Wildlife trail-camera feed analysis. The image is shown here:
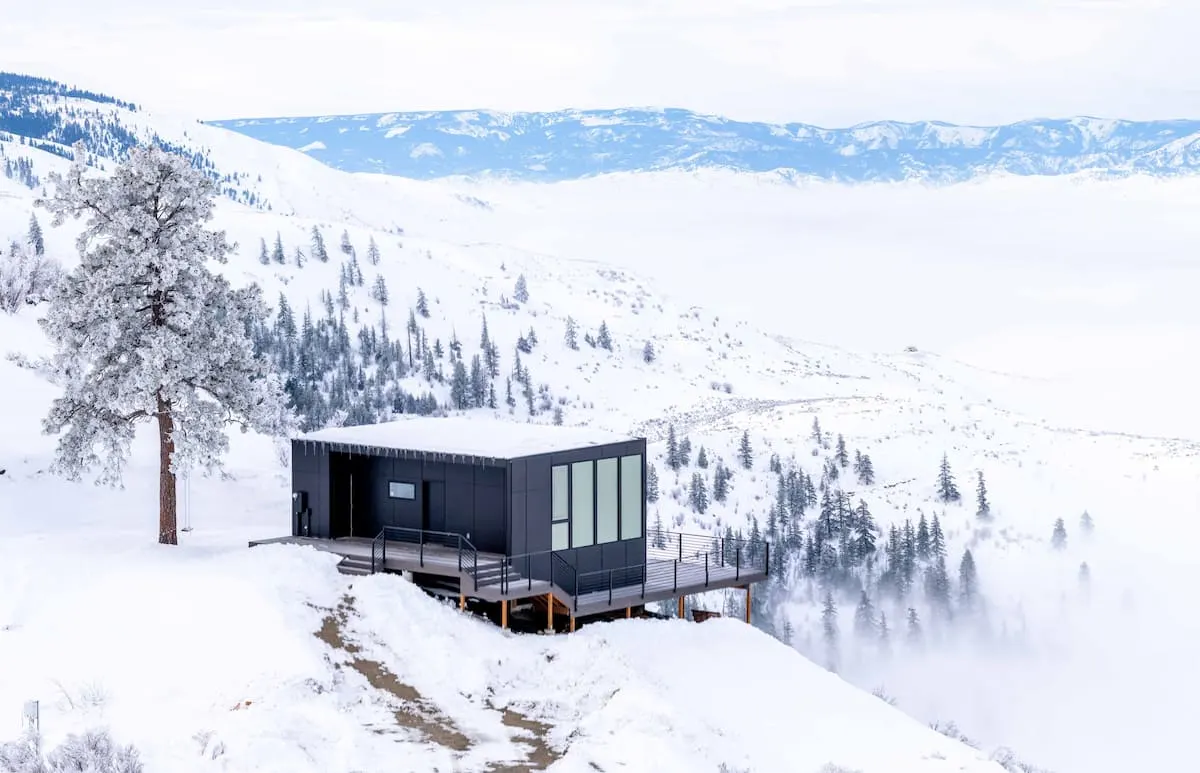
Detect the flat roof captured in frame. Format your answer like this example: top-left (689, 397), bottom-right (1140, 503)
top-left (298, 415), bottom-right (640, 460)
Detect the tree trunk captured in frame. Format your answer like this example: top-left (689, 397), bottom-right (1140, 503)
top-left (157, 390), bottom-right (178, 546)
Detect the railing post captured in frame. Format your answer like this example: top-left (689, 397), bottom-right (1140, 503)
top-left (736, 547), bottom-right (741, 581)
top-left (720, 537), bottom-right (725, 567)
top-left (608, 569), bottom-right (614, 604)
top-left (678, 533), bottom-right (683, 561)
top-left (641, 565), bottom-right (646, 599)
top-left (764, 542), bottom-right (770, 576)
top-left (457, 535), bottom-right (462, 572)
top-left (673, 560), bottom-right (678, 593)
top-left (705, 552), bottom-right (709, 586)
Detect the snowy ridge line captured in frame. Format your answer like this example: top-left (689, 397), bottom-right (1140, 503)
top-left (208, 108), bottom-right (1200, 182)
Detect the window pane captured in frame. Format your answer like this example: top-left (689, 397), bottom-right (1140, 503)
top-left (596, 458), bottom-right (618, 544)
top-left (620, 455), bottom-right (642, 539)
top-left (552, 465), bottom-right (569, 522)
top-left (388, 481), bottom-right (415, 500)
top-left (552, 522), bottom-right (569, 552)
top-left (571, 461), bottom-right (594, 547)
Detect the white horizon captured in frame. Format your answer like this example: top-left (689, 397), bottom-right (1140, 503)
top-left (5, 0), bottom-right (1200, 124)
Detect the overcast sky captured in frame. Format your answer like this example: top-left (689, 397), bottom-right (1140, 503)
top-left (4, 0), bottom-right (1199, 124)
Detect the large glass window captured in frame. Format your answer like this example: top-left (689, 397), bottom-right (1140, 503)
top-left (596, 458), bottom-right (619, 544)
top-left (571, 461), bottom-right (594, 547)
top-left (620, 454), bottom-right (642, 539)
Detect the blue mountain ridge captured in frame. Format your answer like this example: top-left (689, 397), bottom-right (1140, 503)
top-left (206, 108), bottom-right (1200, 182)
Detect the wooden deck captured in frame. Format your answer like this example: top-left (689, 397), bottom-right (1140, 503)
top-left (249, 535), bottom-right (765, 618)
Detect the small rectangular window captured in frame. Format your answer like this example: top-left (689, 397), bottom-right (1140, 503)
top-left (620, 455), bottom-right (642, 539)
top-left (552, 521), bottom-right (569, 552)
top-left (571, 460), bottom-right (594, 548)
top-left (388, 481), bottom-right (416, 500)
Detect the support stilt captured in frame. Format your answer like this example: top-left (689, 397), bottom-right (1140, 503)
top-left (546, 593), bottom-right (554, 632)
top-left (745, 585), bottom-right (751, 624)
top-left (459, 594), bottom-right (465, 612)
top-left (625, 606), bottom-right (631, 619)
top-left (678, 596), bottom-right (685, 620)
top-left (569, 615), bottom-right (576, 633)
top-left (501, 599), bottom-right (508, 629)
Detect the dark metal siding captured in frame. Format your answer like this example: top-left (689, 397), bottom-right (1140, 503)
top-left (291, 439), bottom-right (331, 538)
top-left (513, 438), bottom-right (648, 588)
top-left (292, 441), bottom-right (509, 553)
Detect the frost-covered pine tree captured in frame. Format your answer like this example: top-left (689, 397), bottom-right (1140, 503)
top-left (28, 142), bottom-right (295, 545)
top-left (513, 273), bottom-right (529, 304)
top-left (975, 470), bottom-right (991, 519)
top-left (27, 212), bottom-right (45, 256)
top-left (366, 235), bottom-right (381, 265)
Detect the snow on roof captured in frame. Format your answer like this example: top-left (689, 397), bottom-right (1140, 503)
top-left (298, 415), bottom-right (639, 459)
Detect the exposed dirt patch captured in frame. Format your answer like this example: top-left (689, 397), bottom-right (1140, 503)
top-left (315, 596), bottom-right (471, 751)
top-left (485, 708), bottom-right (561, 772)
top-left (312, 595), bottom-right (564, 769)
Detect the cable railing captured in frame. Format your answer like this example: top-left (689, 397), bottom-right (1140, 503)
top-left (370, 525), bottom-right (479, 583)
top-left (646, 526), bottom-right (769, 575)
top-left (367, 525), bottom-right (768, 609)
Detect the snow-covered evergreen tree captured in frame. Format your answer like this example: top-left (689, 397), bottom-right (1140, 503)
top-left (366, 235), bottom-right (381, 265)
top-left (937, 453), bottom-right (961, 503)
top-left (564, 316), bottom-right (578, 350)
top-left (855, 452), bottom-right (875, 485)
top-left (310, 226), bottom-right (329, 262)
top-left (597, 321), bottom-right (612, 351)
top-left (27, 142), bottom-right (294, 545)
top-left (975, 471), bottom-right (991, 519)
top-left (646, 464), bottom-right (660, 503)
top-left (27, 212), bottom-right (45, 256)
top-left (959, 548), bottom-right (978, 610)
top-left (853, 590), bottom-right (876, 638)
top-left (738, 430), bottom-right (753, 469)
top-left (513, 273), bottom-right (529, 303)
top-left (1051, 517), bottom-right (1068, 550)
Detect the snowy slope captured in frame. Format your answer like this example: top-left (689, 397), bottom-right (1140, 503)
top-left (3, 82), bottom-right (1200, 773)
top-left (208, 108), bottom-right (1200, 182)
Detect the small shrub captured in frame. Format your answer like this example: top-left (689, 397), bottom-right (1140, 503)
top-left (0, 728), bottom-right (143, 773)
top-left (0, 243), bottom-right (62, 313)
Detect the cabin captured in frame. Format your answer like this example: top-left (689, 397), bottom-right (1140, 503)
top-left (251, 416), bottom-right (769, 631)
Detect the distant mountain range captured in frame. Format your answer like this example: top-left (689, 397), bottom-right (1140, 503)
top-left (207, 108), bottom-right (1200, 182)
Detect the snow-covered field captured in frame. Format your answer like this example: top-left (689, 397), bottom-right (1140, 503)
top-left (1, 99), bottom-right (1198, 773)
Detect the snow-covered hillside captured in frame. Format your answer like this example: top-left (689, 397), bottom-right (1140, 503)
top-left (2, 78), bottom-right (1199, 773)
top-left (208, 108), bottom-right (1200, 182)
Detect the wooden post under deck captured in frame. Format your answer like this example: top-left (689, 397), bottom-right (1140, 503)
top-left (625, 606), bottom-right (631, 619)
top-left (546, 593), bottom-right (554, 632)
top-left (744, 585), bottom-right (751, 624)
top-left (569, 615), bottom-right (576, 633)
top-left (501, 599), bottom-right (508, 629)
top-left (677, 596), bottom-right (685, 620)
top-left (459, 594), bottom-right (466, 612)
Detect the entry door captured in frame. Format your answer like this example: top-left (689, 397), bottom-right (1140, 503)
top-left (422, 481), bottom-right (446, 532)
